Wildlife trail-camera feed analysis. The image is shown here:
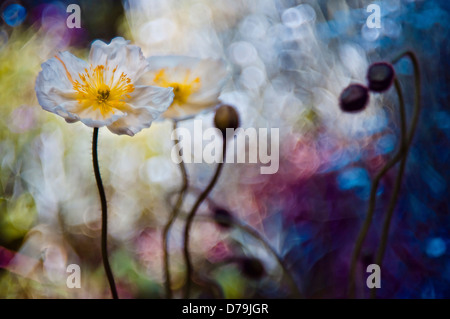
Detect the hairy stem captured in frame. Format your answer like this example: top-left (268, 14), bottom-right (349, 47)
top-left (163, 120), bottom-right (189, 299)
top-left (371, 52), bottom-right (421, 298)
top-left (348, 82), bottom-right (407, 298)
top-left (348, 51), bottom-right (420, 298)
top-left (92, 127), bottom-right (118, 299)
top-left (183, 139), bottom-right (227, 298)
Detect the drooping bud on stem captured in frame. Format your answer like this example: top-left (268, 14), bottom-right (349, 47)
top-left (339, 84), bottom-right (369, 113)
top-left (214, 104), bottom-right (240, 138)
top-left (367, 62), bottom-right (395, 92)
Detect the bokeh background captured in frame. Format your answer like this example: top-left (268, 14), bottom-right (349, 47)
top-left (0, 0), bottom-right (449, 298)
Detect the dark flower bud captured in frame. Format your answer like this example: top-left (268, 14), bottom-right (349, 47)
top-left (339, 84), bottom-right (369, 112)
top-left (367, 62), bottom-right (395, 92)
top-left (214, 105), bottom-right (240, 137)
top-left (239, 257), bottom-right (265, 280)
top-left (213, 207), bottom-right (234, 230)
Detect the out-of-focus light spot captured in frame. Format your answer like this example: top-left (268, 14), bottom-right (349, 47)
top-left (43, 245), bottom-right (67, 282)
top-left (139, 18), bottom-right (175, 44)
top-left (426, 238), bottom-right (446, 258)
top-left (230, 41), bottom-right (257, 66)
top-left (239, 15), bottom-right (266, 39)
top-left (337, 167), bottom-right (371, 199)
top-left (385, 0), bottom-right (401, 12)
top-left (325, 143), bottom-right (362, 173)
top-left (361, 112), bottom-right (388, 135)
top-left (421, 165), bottom-right (446, 197)
top-left (285, 138), bottom-right (320, 179)
top-left (361, 24), bottom-right (380, 41)
top-left (375, 134), bottom-right (396, 154)
top-left (282, 5), bottom-right (316, 29)
top-left (383, 18), bottom-right (402, 38)
top-left (8, 105), bottom-right (37, 133)
top-left (38, 3), bottom-right (74, 50)
top-left (240, 66), bottom-right (265, 90)
top-left (144, 156), bottom-right (175, 184)
top-left (188, 3), bottom-right (212, 26)
top-left (278, 50), bottom-right (298, 71)
top-left (396, 58), bottom-right (413, 75)
top-left (338, 44), bottom-right (366, 76)
top-left (433, 111), bottom-right (450, 129)
top-left (2, 4), bottom-right (27, 27)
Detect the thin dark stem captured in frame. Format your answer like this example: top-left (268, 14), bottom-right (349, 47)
top-left (349, 67), bottom-right (410, 297)
top-left (92, 127), bottom-right (118, 299)
top-left (348, 78), bottom-right (407, 298)
top-left (163, 120), bottom-right (189, 299)
top-left (371, 146), bottom-right (408, 299)
top-left (371, 52), bottom-right (421, 298)
top-left (197, 214), bottom-right (303, 298)
top-left (183, 139), bottom-right (227, 299)
top-left (393, 51), bottom-right (421, 151)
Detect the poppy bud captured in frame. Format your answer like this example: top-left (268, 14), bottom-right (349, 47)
top-left (239, 257), bottom-right (265, 280)
top-left (213, 207), bottom-right (234, 230)
top-left (214, 105), bottom-right (240, 137)
top-left (367, 62), bottom-right (395, 92)
top-left (339, 84), bottom-right (369, 112)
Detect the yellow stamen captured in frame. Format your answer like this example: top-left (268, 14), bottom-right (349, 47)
top-left (153, 69), bottom-right (200, 106)
top-left (56, 56), bottom-right (134, 119)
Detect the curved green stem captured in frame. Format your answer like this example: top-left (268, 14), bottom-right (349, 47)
top-left (92, 127), bottom-right (118, 299)
top-left (163, 120), bottom-right (189, 299)
top-left (392, 51), bottom-right (421, 151)
top-left (348, 51), bottom-right (420, 298)
top-left (348, 81), bottom-right (407, 298)
top-left (371, 52), bottom-right (421, 299)
top-left (183, 139), bottom-right (227, 298)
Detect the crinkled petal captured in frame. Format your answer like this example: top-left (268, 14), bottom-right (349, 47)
top-left (146, 56), bottom-right (228, 102)
top-left (89, 37), bottom-right (149, 82)
top-left (50, 101), bottom-right (125, 127)
top-left (35, 52), bottom-right (89, 122)
top-left (36, 52), bottom-right (128, 127)
top-left (127, 85), bottom-right (174, 112)
top-left (144, 56), bottom-right (229, 118)
top-left (107, 85), bottom-right (174, 136)
top-left (77, 108), bottom-right (127, 128)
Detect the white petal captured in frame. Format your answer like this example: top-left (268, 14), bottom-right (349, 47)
top-left (35, 52), bottom-right (89, 122)
top-left (187, 59), bottom-right (229, 105)
top-left (145, 55), bottom-right (229, 107)
top-left (106, 107), bottom-right (158, 136)
top-left (127, 85), bottom-right (174, 112)
top-left (107, 85), bottom-right (174, 136)
top-left (78, 109), bottom-right (127, 128)
top-left (36, 53), bottom-right (128, 127)
top-left (89, 37), bottom-right (149, 82)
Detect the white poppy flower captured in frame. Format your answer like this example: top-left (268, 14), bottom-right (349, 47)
top-left (35, 37), bottom-right (174, 136)
top-left (142, 56), bottom-right (229, 119)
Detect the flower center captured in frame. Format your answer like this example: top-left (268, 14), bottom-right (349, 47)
top-left (153, 69), bottom-right (200, 106)
top-left (97, 84), bottom-right (110, 102)
top-left (71, 65), bottom-right (134, 118)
